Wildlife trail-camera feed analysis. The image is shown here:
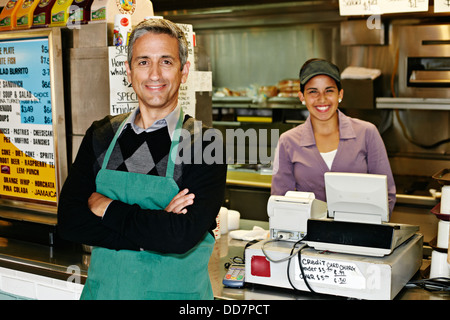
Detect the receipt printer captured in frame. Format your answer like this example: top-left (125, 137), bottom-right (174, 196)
top-left (267, 191), bottom-right (327, 241)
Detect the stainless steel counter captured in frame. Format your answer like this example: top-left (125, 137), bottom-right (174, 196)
top-left (0, 218), bottom-right (447, 300)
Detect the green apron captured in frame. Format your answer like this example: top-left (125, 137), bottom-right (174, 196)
top-left (81, 111), bottom-right (215, 300)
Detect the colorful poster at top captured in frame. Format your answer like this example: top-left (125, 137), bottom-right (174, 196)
top-left (0, 37), bottom-right (57, 204)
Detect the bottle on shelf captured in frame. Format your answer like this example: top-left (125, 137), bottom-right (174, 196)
top-left (15, 0), bottom-right (40, 29)
top-left (32, 0), bottom-right (57, 28)
top-left (0, 0), bottom-right (25, 31)
top-left (49, 0), bottom-right (73, 27)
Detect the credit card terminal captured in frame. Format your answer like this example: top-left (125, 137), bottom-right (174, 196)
top-left (222, 264), bottom-right (245, 288)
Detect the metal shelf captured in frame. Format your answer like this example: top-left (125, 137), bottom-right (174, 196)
top-left (212, 96), bottom-right (305, 109)
top-left (376, 97), bottom-right (450, 111)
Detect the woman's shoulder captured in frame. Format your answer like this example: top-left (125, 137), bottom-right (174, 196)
top-left (279, 121), bottom-right (313, 146)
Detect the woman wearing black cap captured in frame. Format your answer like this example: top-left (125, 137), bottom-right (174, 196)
top-left (271, 58), bottom-right (396, 215)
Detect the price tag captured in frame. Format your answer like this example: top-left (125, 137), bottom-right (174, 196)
top-left (339, 0), bottom-right (428, 15)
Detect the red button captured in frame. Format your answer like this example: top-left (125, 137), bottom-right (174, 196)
top-left (251, 256), bottom-right (271, 277)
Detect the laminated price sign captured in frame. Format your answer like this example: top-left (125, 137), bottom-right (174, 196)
top-left (0, 29), bottom-right (67, 208)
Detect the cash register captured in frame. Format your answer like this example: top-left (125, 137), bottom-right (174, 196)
top-left (245, 172), bottom-right (423, 300)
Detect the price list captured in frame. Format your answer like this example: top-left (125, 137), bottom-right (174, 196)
top-left (0, 37), bottom-right (57, 203)
top-left (295, 256), bottom-right (367, 290)
top-left (339, 0), bottom-right (428, 15)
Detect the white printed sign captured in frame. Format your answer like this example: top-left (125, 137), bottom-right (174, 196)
top-left (379, 0), bottom-right (428, 14)
top-left (339, 0), bottom-right (379, 16)
top-left (434, 0), bottom-right (450, 12)
top-left (339, 0), bottom-right (428, 15)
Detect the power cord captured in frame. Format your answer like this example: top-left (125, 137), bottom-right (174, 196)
top-left (284, 240), bottom-right (316, 294)
top-left (260, 234), bottom-right (317, 294)
top-left (260, 237), bottom-right (305, 263)
top-left (224, 240), bottom-right (259, 270)
top-left (405, 277), bottom-right (450, 292)
top-left (296, 242), bottom-right (316, 294)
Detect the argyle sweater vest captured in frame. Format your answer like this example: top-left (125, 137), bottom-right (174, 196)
top-left (90, 112), bottom-right (201, 185)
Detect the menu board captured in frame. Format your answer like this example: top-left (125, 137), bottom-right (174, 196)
top-left (0, 30), bottom-right (66, 208)
top-left (295, 256), bottom-right (367, 289)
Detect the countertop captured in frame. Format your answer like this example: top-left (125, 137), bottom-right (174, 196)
top-left (0, 218), bottom-right (448, 300)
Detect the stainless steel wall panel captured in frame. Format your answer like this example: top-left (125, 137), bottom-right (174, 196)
top-left (197, 23), bottom-right (345, 89)
top-left (69, 47), bottom-right (110, 136)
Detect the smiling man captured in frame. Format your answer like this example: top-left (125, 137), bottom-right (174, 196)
top-left (57, 18), bottom-right (227, 300)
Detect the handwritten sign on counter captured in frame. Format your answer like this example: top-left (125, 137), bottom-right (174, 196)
top-left (295, 256), bottom-right (367, 289)
top-left (0, 37), bottom-right (57, 203)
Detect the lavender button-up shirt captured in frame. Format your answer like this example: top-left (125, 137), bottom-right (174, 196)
top-left (272, 110), bottom-right (396, 214)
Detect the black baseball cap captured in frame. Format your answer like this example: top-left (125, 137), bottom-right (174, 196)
top-left (299, 59), bottom-right (341, 88)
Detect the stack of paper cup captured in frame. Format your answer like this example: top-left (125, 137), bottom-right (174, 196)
top-left (431, 220), bottom-right (448, 279)
top-left (437, 220), bottom-right (450, 249)
top-left (113, 14), bottom-right (132, 46)
top-left (441, 185), bottom-right (450, 214)
top-left (430, 250), bottom-right (450, 278)
top-left (430, 185), bottom-right (450, 278)
top-left (448, 236), bottom-right (450, 266)
top-left (213, 215), bottom-right (221, 240)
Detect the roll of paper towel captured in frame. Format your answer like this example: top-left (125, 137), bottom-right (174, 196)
top-left (441, 185), bottom-right (450, 214)
top-left (227, 210), bottom-right (240, 231)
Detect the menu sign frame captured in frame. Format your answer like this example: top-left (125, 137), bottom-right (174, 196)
top-left (0, 28), bottom-right (67, 216)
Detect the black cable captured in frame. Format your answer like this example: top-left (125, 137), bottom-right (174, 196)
top-left (284, 236), bottom-right (317, 294)
top-left (406, 277), bottom-right (450, 292)
top-left (297, 243), bottom-right (316, 294)
top-left (224, 240), bottom-right (259, 270)
top-left (286, 239), bottom-right (304, 292)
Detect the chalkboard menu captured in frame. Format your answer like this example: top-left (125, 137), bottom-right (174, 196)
top-left (0, 29), bottom-right (66, 211)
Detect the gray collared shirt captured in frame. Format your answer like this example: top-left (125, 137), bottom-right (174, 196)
top-left (121, 105), bottom-right (182, 140)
